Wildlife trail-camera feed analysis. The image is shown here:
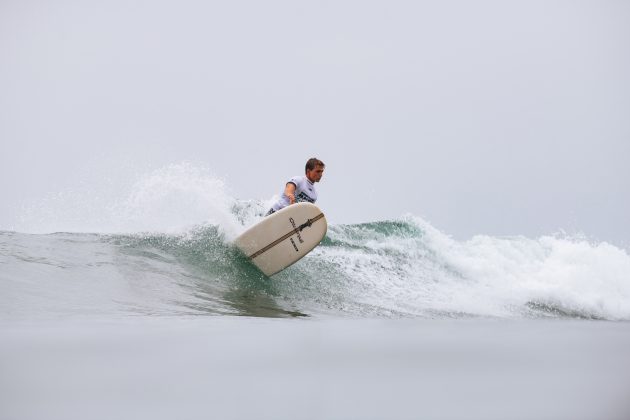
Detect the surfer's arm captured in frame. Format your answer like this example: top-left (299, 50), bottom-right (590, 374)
top-left (284, 182), bottom-right (296, 204)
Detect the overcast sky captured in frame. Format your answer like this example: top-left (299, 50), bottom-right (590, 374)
top-left (1, 0), bottom-right (629, 245)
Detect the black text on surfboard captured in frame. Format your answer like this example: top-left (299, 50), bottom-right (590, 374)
top-left (289, 237), bottom-right (299, 253)
top-left (289, 217), bottom-right (305, 243)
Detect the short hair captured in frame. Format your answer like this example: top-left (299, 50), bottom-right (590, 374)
top-left (305, 158), bottom-right (325, 173)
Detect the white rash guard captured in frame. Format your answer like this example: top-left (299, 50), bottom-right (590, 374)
top-left (270, 175), bottom-right (318, 213)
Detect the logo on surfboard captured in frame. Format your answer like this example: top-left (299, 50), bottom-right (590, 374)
top-left (289, 217), bottom-right (305, 244)
top-left (289, 237), bottom-right (299, 252)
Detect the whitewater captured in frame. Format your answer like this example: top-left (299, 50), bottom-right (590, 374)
top-left (2, 163), bottom-right (630, 420)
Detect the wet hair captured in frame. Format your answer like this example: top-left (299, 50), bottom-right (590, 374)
top-left (305, 158), bottom-right (325, 173)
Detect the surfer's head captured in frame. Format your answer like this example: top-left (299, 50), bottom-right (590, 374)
top-left (305, 158), bottom-right (325, 183)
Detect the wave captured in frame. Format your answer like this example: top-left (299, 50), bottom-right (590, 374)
top-left (2, 163), bottom-right (629, 320)
top-left (2, 216), bottom-right (629, 321)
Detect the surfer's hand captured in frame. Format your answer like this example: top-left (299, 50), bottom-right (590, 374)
top-left (288, 194), bottom-right (295, 204)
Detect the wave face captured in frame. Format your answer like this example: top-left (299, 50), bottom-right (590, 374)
top-left (2, 163), bottom-right (629, 320)
top-left (2, 217), bottom-right (629, 320)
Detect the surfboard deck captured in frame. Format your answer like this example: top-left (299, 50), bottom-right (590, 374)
top-left (233, 203), bottom-right (327, 276)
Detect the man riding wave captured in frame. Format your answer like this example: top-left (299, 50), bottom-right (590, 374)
top-left (266, 158), bottom-right (325, 216)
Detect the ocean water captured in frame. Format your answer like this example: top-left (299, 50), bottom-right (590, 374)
top-left (2, 163), bottom-right (630, 419)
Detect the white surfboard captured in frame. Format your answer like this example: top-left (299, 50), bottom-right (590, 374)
top-left (233, 202), bottom-right (327, 276)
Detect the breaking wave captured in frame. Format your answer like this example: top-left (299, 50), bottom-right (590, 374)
top-left (2, 163), bottom-right (629, 321)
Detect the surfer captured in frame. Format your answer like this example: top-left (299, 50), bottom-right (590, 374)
top-left (266, 158), bottom-right (325, 216)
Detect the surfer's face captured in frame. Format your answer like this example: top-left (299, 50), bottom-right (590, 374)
top-left (306, 166), bottom-right (324, 183)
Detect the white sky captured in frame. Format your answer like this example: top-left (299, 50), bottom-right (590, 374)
top-left (1, 0), bottom-right (629, 245)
